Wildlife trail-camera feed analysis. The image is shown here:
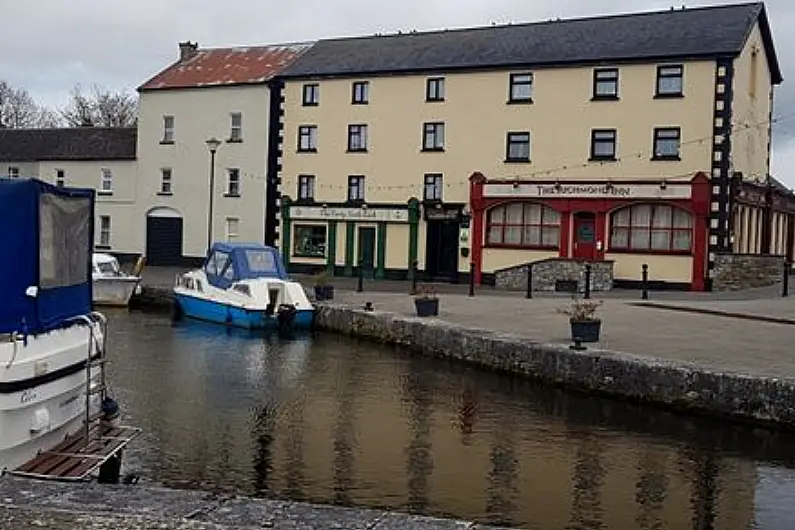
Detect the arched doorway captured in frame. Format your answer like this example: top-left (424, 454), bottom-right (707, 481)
top-left (145, 207), bottom-right (183, 266)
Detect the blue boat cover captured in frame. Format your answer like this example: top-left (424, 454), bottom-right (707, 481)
top-left (203, 242), bottom-right (287, 289)
top-left (0, 178), bottom-right (94, 335)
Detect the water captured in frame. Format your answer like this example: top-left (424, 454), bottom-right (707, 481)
top-left (105, 310), bottom-right (795, 529)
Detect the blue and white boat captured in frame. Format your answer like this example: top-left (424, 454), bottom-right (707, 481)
top-left (172, 242), bottom-right (315, 330)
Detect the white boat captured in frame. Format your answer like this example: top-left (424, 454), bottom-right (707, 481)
top-left (92, 253), bottom-right (142, 307)
top-left (0, 178), bottom-right (139, 481)
top-left (173, 242), bottom-right (315, 330)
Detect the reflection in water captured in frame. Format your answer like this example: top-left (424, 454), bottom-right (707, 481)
top-left (108, 311), bottom-right (795, 529)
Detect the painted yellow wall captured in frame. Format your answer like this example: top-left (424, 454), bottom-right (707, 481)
top-left (732, 22), bottom-right (773, 182)
top-left (386, 224), bottom-right (411, 269)
top-left (605, 253), bottom-right (693, 283)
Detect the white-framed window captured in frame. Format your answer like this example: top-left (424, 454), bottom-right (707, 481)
top-left (7, 166), bottom-right (19, 179)
top-left (230, 112), bottom-right (242, 141)
top-left (162, 115), bottom-right (174, 143)
top-left (55, 169), bottom-right (65, 187)
top-left (225, 217), bottom-right (239, 242)
top-left (99, 215), bottom-right (111, 247)
top-left (100, 168), bottom-right (112, 193)
top-left (160, 168), bottom-right (172, 194)
top-left (298, 125), bottom-right (318, 152)
top-left (227, 168), bottom-right (241, 196)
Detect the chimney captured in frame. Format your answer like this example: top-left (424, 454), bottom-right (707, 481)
top-left (178, 41), bottom-right (198, 61)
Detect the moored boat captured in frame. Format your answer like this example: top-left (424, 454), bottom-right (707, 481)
top-left (92, 253), bottom-right (142, 307)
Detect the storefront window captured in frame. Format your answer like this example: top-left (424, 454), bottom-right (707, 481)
top-left (610, 203), bottom-right (692, 252)
top-left (487, 202), bottom-right (560, 248)
top-left (293, 224), bottom-right (327, 257)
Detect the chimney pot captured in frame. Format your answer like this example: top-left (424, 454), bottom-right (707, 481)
top-left (178, 41), bottom-right (199, 61)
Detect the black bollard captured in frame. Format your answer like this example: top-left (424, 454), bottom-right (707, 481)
top-left (525, 265), bottom-right (533, 299)
top-left (784, 261), bottom-right (790, 298)
top-left (468, 262), bottom-right (475, 297)
top-left (641, 263), bottom-right (649, 300)
top-left (357, 261), bottom-right (364, 293)
top-left (411, 260), bottom-right (419, 294)
top-left (584, 263), bottom-right (592, 300)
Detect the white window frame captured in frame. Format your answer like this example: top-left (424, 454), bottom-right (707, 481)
top-left (160, 168), bottom-right (172, 194)
top-left (55, 169), bottom-right (65, 187)
top-left (99, 215), bottom-right (111, 247)
top-left (7, 166), bottom-right (19, 179)
top-left (227, 168), bottom-right (241, 196)
top-left (225, 217), bottom-right (240, 242)
top-left (100, 168), bottom-right (113, 193)
top-left (163, 115), bottom-right (174, 143)
top-left (230, 112), bottom-right (242, 141)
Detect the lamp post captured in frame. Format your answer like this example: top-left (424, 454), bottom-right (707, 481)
top-left (205, 137), bottom-right (221, 254)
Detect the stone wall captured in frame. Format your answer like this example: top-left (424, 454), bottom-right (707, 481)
top-left (713, 253), bottom-right (786, 291)
top-left (494, 259), bottom-right (614, 293)
top-left (314, 305), bottom-right (795, 429)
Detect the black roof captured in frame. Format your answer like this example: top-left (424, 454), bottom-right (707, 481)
top-left (0, 127), bottom-right (137, 162)
top-left (279, 2), bottom-right (782, 84)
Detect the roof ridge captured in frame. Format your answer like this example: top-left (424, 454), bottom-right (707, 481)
top-left (196, 40), bottom-right (316, 52)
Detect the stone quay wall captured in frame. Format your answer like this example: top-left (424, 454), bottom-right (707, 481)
top-left (713, 253), bottom-right (787, 291)
top-left (494, 259), bottom-right (614, 293)
top-left (314, 304), bottom-right (795, 430)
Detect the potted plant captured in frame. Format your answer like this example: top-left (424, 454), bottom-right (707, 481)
top-left (312, 270), bottom-right (335, 301)
top-left (557, 298), bottom-right (603, 343)
top-left (413, 284), bottom-right (439, 317)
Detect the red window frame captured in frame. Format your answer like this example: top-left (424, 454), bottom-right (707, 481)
top-left (486, 202), bottom-right (560, 249)
top-left (609, 203), bottom-right (692, 253)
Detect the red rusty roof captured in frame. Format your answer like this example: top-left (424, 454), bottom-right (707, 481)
top-left (138, 42), bottom-right (314, 91)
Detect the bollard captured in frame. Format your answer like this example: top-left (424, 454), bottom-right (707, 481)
top-left (525, 265), bottom-right (533, 299)
top-left (584, 263), bottom-right (592, 300)
top-left (784, 261), bottom-right (791, 298)
top-left (357, 261), bottom-right (364, 293)
top-left (411, 260), bottom-right (419, 294)
top-left (468, 262), bottom-right (475, 297)
top-left (641, 264), bottom-right (649, 300)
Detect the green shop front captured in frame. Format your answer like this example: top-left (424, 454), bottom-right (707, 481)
top-left (281, 198), bottom-right (421, 279)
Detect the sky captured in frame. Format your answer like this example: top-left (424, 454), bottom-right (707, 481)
top-left (2, 0), bottom-right (795, 186)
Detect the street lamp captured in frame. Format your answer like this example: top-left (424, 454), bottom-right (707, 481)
top-left (205, 137), bottom-right (221, 254)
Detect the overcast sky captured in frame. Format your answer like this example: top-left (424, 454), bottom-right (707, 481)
top-left (2, 0), bottom-right (795, 186)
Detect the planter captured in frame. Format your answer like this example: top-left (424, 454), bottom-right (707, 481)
top-left (570, 318), bottom-right (601, 343)
top-left (314, 284), bottom-right (335, 301)
top-left (414, 297), bottom-right (439, 317)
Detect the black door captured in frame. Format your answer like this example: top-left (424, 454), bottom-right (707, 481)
top-left (357, 227), bottom-right (376, 278)
top-left (146, 216), bottom-right (184, 266)
top-left (425, 220), bottom-right (459, 281)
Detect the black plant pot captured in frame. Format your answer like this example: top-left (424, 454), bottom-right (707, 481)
top-left (314, 284), bottom-right (335, 301)
top-left (414, 297), bottom-right (439, 317)
top-left (570, 319), bottom-right (601, 343)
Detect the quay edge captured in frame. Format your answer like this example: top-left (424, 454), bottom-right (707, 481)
top-left (313, 304), bottom-right (795, 431)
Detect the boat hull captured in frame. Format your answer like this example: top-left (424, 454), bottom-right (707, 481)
top-left (93, 278), bottom-right (141, 307)
top-left (174, 293), bottom-right (314, 330)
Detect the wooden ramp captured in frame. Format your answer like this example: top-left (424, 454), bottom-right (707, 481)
top-left (10, 420), bottom-right (141, 482)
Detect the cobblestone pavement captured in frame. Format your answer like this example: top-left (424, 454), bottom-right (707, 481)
top-left (329, 290), bottom-right (795, 381)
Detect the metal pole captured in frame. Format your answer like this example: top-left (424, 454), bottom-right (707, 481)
top-left (525, 264), bottom-right (533, 299)
top-left (206, 149), bottom-right (216, 253)
top-left (783, 261), bottom-right (790, 298)
top-left (641, 263), bottom-right (649, 300)
top-left (411, 260), bottom-right (419, 294)
top-left (468, 262), bottom-right (475, 297)
top-left (357, 259), bottom-right (364, 293)
top-left (584, 263), bottom-right (592, 300)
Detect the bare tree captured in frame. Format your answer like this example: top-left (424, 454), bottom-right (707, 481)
top-left (59, 84), bottom-right (138, 127)
top-left (0, 81), bottom-right (41, 128)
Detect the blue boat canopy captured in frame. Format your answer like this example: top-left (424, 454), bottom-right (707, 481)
top-left (203, 242), bottom-right (288, 289)
top-left (0, 178), bottom-right (95, 335)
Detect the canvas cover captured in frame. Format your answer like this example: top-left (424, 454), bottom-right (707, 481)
top-left (0, 178), bottom-right (94, 334)
top-left (203, 242), bottom-right (287, 289)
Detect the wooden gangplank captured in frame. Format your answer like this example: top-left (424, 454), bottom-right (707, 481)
top-left (10, 421), bottom-right (141, 481)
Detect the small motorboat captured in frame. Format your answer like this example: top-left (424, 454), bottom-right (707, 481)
top-left (173, 242), bottom-right (315, 330)
top-left (92, 253), bottom-right (142, 307)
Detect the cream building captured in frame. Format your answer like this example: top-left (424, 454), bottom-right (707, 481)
top-left (0, 127), bottom-right (138, 254)
top-left (275, 2), bottom-right (790, 290)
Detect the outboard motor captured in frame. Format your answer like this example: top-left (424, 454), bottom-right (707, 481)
top-left (277, 304), bottom-right (297, 337)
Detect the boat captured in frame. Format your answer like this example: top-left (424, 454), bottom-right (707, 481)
top-left (0, 178), bottom-right (139, 481)
top-left (92, 253), bottom-right (142, 307)
top-left (173, 242), bottom-right (315, 330)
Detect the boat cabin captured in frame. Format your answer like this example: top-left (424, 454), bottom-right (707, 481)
top-left (202, 242), bottom-right (288, 289)
top-left (93, 253), bottom-right (122, 276)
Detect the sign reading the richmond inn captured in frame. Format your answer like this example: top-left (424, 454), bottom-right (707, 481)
top-left (484, 182), bottom-right (692, 200)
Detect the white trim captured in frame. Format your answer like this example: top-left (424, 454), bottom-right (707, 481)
top-left (484, 182), bottom-right (692, 200)
top-left (146, 206), bottom-right (182, 218)
top-left (291, 206), bottom-right (408, 223)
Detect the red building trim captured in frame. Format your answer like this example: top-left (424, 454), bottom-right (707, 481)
top-left (690, 172), bottom-right (711, 291)
top-left (469, 172), bottom-right (487, 284)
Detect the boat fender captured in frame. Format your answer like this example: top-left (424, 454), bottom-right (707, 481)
top-left (101, 396), bottom-right (121, 427)
top-left (277, 304), bottom-right (297, 329)
top-left (30, 408), bottom-right (50, 433)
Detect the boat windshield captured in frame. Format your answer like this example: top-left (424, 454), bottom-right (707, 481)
top-left (244, 249), bottom-right (277, 274)
top-left (96, 261), bottom-right (120, 274)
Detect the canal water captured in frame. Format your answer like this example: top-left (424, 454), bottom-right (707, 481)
top-left (106, 310), bottom-right (795, 529)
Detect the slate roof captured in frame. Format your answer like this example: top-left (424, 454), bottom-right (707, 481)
top-left (0, 127), bottom-right (137, 162)
top-left (279, 2), bottom-right (781, 84)
top-left (138, 43), bottom-right (314, 91)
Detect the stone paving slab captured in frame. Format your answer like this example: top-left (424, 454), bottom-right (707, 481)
top-left (331, 291), bottom-right (795, 381)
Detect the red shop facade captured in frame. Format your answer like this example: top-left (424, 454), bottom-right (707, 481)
top-left (467, 171), bottom-right (712, 291)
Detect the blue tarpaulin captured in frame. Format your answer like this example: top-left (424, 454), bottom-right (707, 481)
top-left (0, 178), bottom-right (94, 335)
top-left (204, 242), bottom-right (287, 289)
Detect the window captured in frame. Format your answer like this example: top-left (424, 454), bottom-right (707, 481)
top-left (55, 169), bottom-right (65, 187)
top-left (160, 168), bottom-right (172, 194)
top-left (348, 175), bottom-right (365, 202)
top-left (590, 129), bottom-right (617, 160)
top-left (293, 225), bottom-right (327, 257)
top-left (297, 174), bottom-right (315, 201)
top-left (505, 132), bottom-right (531, 162)
top-left (7, 166), bottom-right (19, 179)
top-left (99, 215), bottom-right (111, 247)
top-left (347, 124), bottom-right (368, 152)
top-left (100, 169), bottom-right (112, 193)
top-left (509, 73), bottom-right (533, 102)
top-left (227, 168), bottom-right (241, 196)
top-left (422, 122), bottom-right (445, 151)
top-left (593, 68), bottom-right (619, 99)
top-left (610, 204), bottom-right (692, 252)
top-left (487, 203), bottom-right (560, 248)
top-left (225, 217), bottom-right (239, 242)
top-left (298, 125), bottom-right (318, 152)
top-left (656, 65), bottom-right (684, 97)
top-left (426, 77), bottom-right (445, 101)
top-left (653, 127), bottom-right (681, 159)
top-left (162, 115), bottom-right (174, 143)
top-left (229, 112), bottom-right (242, 142)
top-left (423, 173), bottom-right (443, 201)
top-left (302, 83), bottom-right (319, 106)
top-left (352, 81), bottom-right (369, 104)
